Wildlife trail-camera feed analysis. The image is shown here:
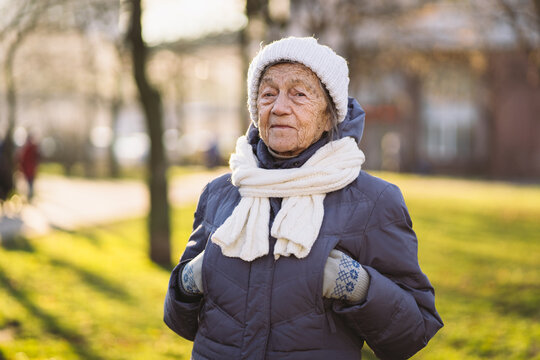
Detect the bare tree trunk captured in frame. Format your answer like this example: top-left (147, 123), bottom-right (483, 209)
top-left (81, 37), bottom-right (99, 178)
top-left (238, 0), bottom-right (270, 133)
top-left (2, 41), bottom-right (18, 195)
top-left (172, 56), bottom-right (185, 141)
top-left (127, 0), bottom-right (171, 266)
top-left (401, 74), bottom-right (422, 172)
top-left (497, 0), bottom-right (540, 85)
top-left (108, 95), bottom-right (121, 178)
top-left (238, 27), bottom-right (251, 132)
top-left (107, 44), bottom-right (124, 178)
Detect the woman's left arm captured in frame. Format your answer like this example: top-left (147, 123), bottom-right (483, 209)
top-left (332, 184), bottom-right (443, 360)
top-left (163, 184), bottom-right (211, 341)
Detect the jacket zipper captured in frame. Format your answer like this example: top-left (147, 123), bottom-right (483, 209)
top-left (325, 305), bottom-right (337, 333)
top-left (262, 199), bottom-right (279, 359)
top-left (262, 248), bottom-right (276, 359)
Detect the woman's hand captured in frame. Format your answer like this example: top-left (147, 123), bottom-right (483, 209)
top-left (322, 249), bottom-right (370, 302)
top-left (180, 251), bottom-right (205, 295)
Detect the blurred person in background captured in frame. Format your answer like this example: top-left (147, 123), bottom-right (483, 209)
top-left (204, 138), bottom-right (221, 169)
top-left (0, 138), bottom-right (15, 212)
top-left (164, 37), bottom-right (443, 359)
top-left (18, 134), bottom-right (39, 202)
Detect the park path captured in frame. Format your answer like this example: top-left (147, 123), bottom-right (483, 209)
top-left (0, 167), bottom-right (228, 239)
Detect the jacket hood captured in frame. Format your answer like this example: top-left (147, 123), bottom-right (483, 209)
top-left (339, 97), bottom-right (365, 144)
top-left (245, 97), bottom-right (365, 169)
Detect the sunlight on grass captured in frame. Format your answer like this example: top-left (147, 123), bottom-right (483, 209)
top-left (374, 172), bottom-right (540, 360)
top-left (0, 172), bottom-right (539, 359)
top-left (38, 162), bottom-right (213, 181)
top-left (0, 207), bottom-right (196, 360)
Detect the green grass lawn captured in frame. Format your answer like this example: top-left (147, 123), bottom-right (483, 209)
top-left (1, 172), bottom-right (539, 359)
top-left (38, 162), bottom-right (214, 182)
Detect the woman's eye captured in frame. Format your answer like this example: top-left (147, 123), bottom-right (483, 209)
top-left (295, 92), bottom-right (306, 97)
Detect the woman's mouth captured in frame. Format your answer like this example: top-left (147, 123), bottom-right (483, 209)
top-left (271, 124), bottom-right (293, 129)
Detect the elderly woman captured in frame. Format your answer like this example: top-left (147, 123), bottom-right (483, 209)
top-left (164, 37), bottom-right (443, 360)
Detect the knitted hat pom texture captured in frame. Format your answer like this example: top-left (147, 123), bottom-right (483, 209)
top-left (247, 37), bottom-right (350, 127)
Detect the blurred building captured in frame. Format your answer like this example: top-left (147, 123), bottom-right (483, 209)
top-left (282, 0), bottom-right (540, 179)
top-left (163, 0), bottom-right (540, 179)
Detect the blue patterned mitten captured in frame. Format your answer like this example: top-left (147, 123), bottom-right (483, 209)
top-left (180, 251), bottom-right (204, 295)
top-left (322, 249), bottom-right (370, 302)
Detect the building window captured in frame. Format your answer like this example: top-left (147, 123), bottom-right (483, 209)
top-left (421, 66), bottom-right (478, 163)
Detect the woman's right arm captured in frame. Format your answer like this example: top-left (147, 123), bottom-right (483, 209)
top-left (163, 185), bottom-right (210, 341)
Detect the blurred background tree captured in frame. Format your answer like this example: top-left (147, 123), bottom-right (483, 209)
top-left (126, 0), bottom-right (170, 266)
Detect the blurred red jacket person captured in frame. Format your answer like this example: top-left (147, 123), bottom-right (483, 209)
top-left (19, 137), bottom-right (39, 181)
top-left (19, 136), bottom-right (39, 200)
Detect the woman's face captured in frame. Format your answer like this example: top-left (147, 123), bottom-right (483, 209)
top-left (257, 63), bottom-right (331, 157)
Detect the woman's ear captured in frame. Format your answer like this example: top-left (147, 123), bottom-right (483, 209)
top-left (324, 115), bottom-right (332, 131)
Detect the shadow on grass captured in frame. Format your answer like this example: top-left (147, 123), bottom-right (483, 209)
top-left (49, 224), bottom-right (103, 247)
top-left (52, 219), bottom-right (177, 272)
top-left (50, 218), bottom-right (146, 251)
top-left (491, 283), bottom-right (540, 320)
top-left (435, 270), bottom-right (540, 322)
top-left (1, 235), bottom-right (35, 252)
top-left (0, 265), bottom-right (104, 360)
top-left (47, 257), bottom-right (132, 302)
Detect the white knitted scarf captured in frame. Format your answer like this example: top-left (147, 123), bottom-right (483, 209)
top-left (211, 135), bottom-right (365, 262)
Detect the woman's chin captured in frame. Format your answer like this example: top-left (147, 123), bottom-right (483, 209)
top-left (269, 144), bottom-right (300, 157)
top-left (267, 139), bottom-right (296, 154)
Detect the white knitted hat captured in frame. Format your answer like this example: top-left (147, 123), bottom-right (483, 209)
top-left (247, 36), bottom-right (349, 126)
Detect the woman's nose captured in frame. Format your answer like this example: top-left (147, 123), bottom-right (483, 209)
top-left (271, 93), bottom-right (292, 116)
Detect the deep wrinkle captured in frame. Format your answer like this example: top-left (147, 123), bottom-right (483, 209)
top-left (259, 77), bottom-right (320, 96)
top-left (257, 63), bottom-right (330, 157)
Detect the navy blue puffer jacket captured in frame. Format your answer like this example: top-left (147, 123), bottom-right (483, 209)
top-left (164, 98), bottom-right (443, 359)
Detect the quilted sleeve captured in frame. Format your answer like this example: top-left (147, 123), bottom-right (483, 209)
top-left (332, 184), bottom-right (443, 360)
top-left (163, 184), bottom-right (211, 341)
